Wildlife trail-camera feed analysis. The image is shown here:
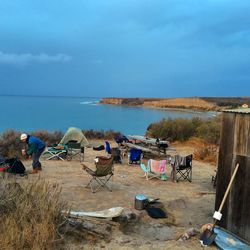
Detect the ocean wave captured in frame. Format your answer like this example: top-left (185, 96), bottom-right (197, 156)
top-left (80, 100), bottom-right (100, 105)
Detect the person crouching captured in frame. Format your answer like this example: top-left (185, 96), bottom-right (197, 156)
top-left (20, 133), bottom-right (45, 174)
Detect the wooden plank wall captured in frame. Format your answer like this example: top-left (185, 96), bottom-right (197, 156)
top-left (228, 155), bottom-right (250, 241)
top-left (216, 112), bottom-right (250, 242)
top-left (215, 112), bottom-right (235, 228)
top-left (229, 114), bottom-right (250, 241)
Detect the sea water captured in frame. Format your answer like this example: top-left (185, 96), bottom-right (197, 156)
top-left (0, 95), bottom-right (216, 135)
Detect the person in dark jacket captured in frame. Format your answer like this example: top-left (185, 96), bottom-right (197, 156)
top-left (20, 133), bottom-right (45, 174)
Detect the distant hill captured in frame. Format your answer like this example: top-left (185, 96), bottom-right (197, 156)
top-left (100, 97), bottom-right (250, 111)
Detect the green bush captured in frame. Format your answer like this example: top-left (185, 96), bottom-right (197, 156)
top-left (146, 116), bottom-right (221, 144)
top-left (196, 119), bottom-right (221, 144)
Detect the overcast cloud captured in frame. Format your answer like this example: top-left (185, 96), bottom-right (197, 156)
top-left (0, 0), bottom-right (249, 97)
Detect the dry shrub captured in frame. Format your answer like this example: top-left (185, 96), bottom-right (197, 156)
top-left (193, 145), bottom-right (218, 164)
top-left (173, 137), bottom-right (218, 164)
top-left (83, 129), bottom-right (121, 140)
top-left (0, 129), bottom-right (23, 157)
top-left (83, 129), bottom-right (105, 139)
top-left (0, 130), bottom-right (63, 158)
top-left (31, 130), bottom-right (63, 146)
top-left (0, 179), bottom-right (67, 250)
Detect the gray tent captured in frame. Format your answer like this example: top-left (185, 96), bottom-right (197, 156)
top-left (59, 127), bottom-right (90, 147)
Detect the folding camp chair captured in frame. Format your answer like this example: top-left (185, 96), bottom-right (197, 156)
top-left (105, 141), bottom-right (111, 154)
top-left (42, 145), bottom-right (68, 161)
top-left (171, 154), bottom-right (193, 182)
top-left (66, 142), bottom-right (84, 162)
top-left (140, 159), bottom-right (167, 180)
top-left (111, 147), bottom-right (123, 164)
top-left (128, 148), bottom-right (143, 165)
top-left (82, 156), bottom-right (114, 193)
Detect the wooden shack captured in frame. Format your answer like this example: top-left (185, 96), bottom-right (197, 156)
top-left (215, 108), bottom-right (250, 242)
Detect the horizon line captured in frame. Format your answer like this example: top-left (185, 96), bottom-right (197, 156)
top-left (0, 94), bottom-right (249, 99)
top-left (0, 94), bottom-right (102, 99)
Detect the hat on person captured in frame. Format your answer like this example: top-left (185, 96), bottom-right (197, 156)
top-left (20, 133), bottom-right (28, 140)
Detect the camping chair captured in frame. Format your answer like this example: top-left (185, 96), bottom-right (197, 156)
top-left (111, 147), bottom-right (123, 164)
top-left (140, 159), bottom-right (167, 181)
top-left (105, 141), bottom-right (112, 154)
top-left (42, 144), bottom-right (68, 161)
top-left (82, 156), bottom-right (114, 193)
top-left (128, 148), bottom-right (143, 165)
top-left (66, 141), bottom-right (84, 162)
top-left (171, 154), bottom-right (193, 182)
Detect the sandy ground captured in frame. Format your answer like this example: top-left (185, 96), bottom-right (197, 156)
top-left (18, 141), bottom-right (217, 249)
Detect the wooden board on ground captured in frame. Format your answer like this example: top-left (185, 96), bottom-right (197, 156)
top-left (65, 207), bottom-right (124, 218)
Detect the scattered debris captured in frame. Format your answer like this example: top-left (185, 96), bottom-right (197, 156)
top-left (178, 228), bottom-right (200, 241)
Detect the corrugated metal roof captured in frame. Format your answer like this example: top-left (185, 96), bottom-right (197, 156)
top-left (224, 108), bottom-right (250, 114)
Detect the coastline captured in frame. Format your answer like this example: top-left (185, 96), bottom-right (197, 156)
top-left (98, 98), bottom-right (219, 116)
top-left (99, 97), bottom-right (219, 112)
top-left (130, 105), bottom-right (219, 115)
top-left (99, 96), bottom-right (250, 112)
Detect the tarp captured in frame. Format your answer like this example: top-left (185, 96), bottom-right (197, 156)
top-left (59, 127), bottom-right (90, 147)
top-left (214, 226), bottom-right (250, 250)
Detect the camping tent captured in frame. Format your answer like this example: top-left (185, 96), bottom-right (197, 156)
top-left (60, 127), bottom-right (90, 147)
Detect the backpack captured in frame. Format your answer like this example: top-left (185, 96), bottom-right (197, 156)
top-left (5, 158), bottom-right (26, 174)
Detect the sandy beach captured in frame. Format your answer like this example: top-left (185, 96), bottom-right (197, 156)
top-left (11, 140), bottom-right (218, 249)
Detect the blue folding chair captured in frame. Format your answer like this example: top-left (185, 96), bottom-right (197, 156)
top-left (105, 141), bottom-right (111, 154)
top-left (128, 148), bottom-right (143, 165)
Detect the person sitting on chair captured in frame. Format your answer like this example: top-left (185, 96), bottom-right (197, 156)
top-left (20, 133), bottom-right (45, 174)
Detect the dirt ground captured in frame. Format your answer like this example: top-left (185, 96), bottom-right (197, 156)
top-left (21, 141), bottom-right (217, 249)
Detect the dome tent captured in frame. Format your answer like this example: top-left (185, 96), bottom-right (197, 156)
top-left (59, 127), bottom-right (90, 148)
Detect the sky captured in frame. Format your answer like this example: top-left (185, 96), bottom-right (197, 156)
top-left (0, 0), bottom-right (250, 98)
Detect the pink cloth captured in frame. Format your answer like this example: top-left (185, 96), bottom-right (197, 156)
top-left (150, 159), bottom-right (166, 174)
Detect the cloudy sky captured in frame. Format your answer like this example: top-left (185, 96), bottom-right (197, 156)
top-left (0, 0), bottom-right (249, 98)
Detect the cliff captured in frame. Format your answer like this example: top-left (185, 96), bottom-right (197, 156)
top-left (100, 97), bottom-right (250, 111)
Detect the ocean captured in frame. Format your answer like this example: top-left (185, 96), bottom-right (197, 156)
top-left (0, 95), bottom-right (216, 135)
